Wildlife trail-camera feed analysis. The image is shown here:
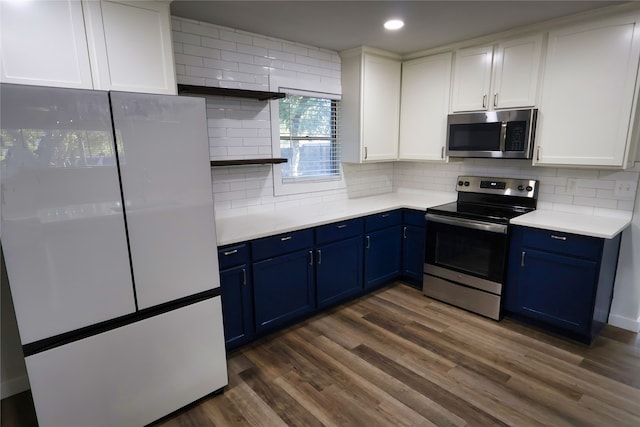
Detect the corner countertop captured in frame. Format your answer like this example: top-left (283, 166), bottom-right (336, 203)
top-left (215, 190), bottom-right (456, 246)
top-left (510, 209), bottom-right (632, 239)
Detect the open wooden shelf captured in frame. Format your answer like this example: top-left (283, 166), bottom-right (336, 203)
top-left (210, 158), bottom-right (288, 167)
top-left (178, 84), bottom-right (285, 101)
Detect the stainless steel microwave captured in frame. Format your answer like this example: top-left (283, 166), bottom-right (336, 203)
top-left (446, 108), bottom-right (538, 159)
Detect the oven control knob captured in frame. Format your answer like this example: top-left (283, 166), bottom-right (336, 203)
top-left (458, 180), bottom-right (464, 186)
top-left (464, 181), bottom-right (470, 186)
top-left (526, 185), bottom-right (533, 191)
top-left (518, 185), bottom-right (525, 191)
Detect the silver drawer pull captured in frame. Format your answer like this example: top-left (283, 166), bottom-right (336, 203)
top-left (223, 249), bottom-right (238, 256)
top-left (521, 251), bottom-right (526, 267)
top-left (281, 236), bottom-right (292, 241)
top-left (337, 224), bottom-right (347, 229)
top-left (381, 213), bottom-right (390, 218)
top-left (551, 235), bottom-right (567, 241)
top-left (242, 268), bottom-right (247, 285)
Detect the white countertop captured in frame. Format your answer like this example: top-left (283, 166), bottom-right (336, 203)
top-left (215, 190), bottom-right (456, 246)
top-left (510, 209), bottom-right (632, 239)
top-left (215, 190), bottom-right (633, 246)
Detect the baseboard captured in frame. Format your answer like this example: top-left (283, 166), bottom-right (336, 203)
top-left (1, 375), bottom-right (30, 399)
top-left (608, 314), bottom-right (640, 332)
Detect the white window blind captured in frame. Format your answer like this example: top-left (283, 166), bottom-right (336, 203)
top-left (279, 94), bottom-right (340, 181)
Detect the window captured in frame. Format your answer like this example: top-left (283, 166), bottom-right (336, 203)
top-left (279, 95), bottom-right (340, 181)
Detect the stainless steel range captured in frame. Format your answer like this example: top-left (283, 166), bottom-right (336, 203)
top-left (423, 176), bottom-right (539, 320)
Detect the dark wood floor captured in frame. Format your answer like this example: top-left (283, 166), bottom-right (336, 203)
top-left (4, 283), bottom-right (640, 426)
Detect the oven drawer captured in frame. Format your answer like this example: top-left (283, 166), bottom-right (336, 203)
top-left (517, 226), bottom-right (603, 260)
top-left (365, 210), bottom-right (402, 232)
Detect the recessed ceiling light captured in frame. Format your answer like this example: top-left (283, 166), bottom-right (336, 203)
top-left (384, 19), bottom-right (404, 31)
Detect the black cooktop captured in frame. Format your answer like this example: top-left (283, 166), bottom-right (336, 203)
top-left (427, 176), bottom-right (539, 225)
top-left (427, 201), bottom-right (533, 225)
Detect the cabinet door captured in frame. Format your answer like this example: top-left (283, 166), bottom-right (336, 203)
top-left (362, 54), bottom-right (401, 161)
top-left (220, 265), bottom-right (253, 350)
top-left (0, 0), bottom-right (93, 89)
top-left (535, 15), bottom-right (640, 167)
top-left (492, 34), bottom-right (543, 109)
top-left (365, 226), bottom-right (402, 288)
top-left (399, 53), bottom-right (452, 161)
top-left (316, 237), bottom-right (364, 308)
top-left (402, 225), bottom-right (425, 284)
top-left (111, 92), bottom-right (219, 309)
top-left (451, 45), bottom-right (493, 112)
top-left (83, 0), bottom-right (177, 94)
top-left (253, 250), bottom-right (315, 333)
top-left (516, 248), bottom-right (598, 335)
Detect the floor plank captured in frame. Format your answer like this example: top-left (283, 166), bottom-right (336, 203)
top-left (3, 283), bottom-right (640, 427)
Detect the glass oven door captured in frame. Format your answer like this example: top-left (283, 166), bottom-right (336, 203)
top-left (425, 214), bottom-right (508, 284)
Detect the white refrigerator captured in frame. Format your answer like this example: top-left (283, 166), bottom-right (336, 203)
top-left (0, 84), bottom-right (228, 426)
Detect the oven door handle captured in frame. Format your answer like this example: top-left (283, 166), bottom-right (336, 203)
top-left (425, 213), bottom-right (508, 234)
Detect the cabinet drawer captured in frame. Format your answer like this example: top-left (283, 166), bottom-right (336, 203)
top-left (518, 226), bottom-right (603, 260)
top-left (316, 218), bottom-right (364, 245)
top-left (365, 210), bottom-right (402, 232)
top-left (218, 243), bottom-right (250, 270)
top-left (252, 229), bottom-right (314, 261)
top-left (403, 209), bottom-right (427, 227)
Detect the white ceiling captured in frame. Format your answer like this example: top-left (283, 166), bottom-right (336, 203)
top-left (170, 1), bottom-right (623, 55)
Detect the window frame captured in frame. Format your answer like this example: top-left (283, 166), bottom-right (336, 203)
top-left (270, 79), bottom-right (344, 196)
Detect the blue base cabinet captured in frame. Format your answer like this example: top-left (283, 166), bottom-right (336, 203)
top-left (315, 218), bottom-right (364, 308)
top-left (504, 225), bottom-right (622, 344)
top-left (401, 209), bottom-right (426, 287)
top-left (364, 211), bottom-right (402, 289)
top-left (218, 244), bottom-right (254, 351)
top-left (252, 229), bottom-right (315, 334)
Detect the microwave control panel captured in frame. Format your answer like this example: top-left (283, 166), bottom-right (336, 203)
top-left (505, 121), bottom-right (527, 151)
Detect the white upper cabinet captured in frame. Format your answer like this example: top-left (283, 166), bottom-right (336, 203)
top-left (492, 34), bottom-right (544, 109)
top-left (451, 45), bottom-right (493, 112)
top-left (0, 0), bottom-right (176, 95)
top-left (340, 48), bottom-right (401, 163)
top-left (0, 0), bottom-right (94, 89)
top-left (83, 0), bottom-right (176, 94)
top-left (535, 14), bottom-right (640, 168)
top-left (399, 52), bottom-right (452, 161)
top-left (451, 34), bottom-right (543, 112)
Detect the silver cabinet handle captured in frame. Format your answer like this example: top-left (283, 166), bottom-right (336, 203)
top-left (482, 94), bottom-right (487, 108)
top-left (364, 146), bottom-right (368, 160)
top-left (317, 250), bottom-right (322, 265)
top-left (309, 250), bottom-right (313, 265)
top-left (494, 93), bottom-right (498, 107)
top-left (521, 251), bottom-right (526, 267)
top-left (337, 224), bottom-right (347, 229)
top-left (551, 235), bottom-right (567, 241)
top-left (441, 146), bottom-right (445, 159)
top-left (223, 249), bottom-right (238, 256)
top-left (281, 236), bottom-right (292, 241)
top-left (242, 268), bottom-right (247, 285)
top-left (366, 235), bottom-right (370, 249)
top-left (381, 213), bottom-right (390, 218)
top-left (536, 146), bottom-right (540, 162)
top-left (403, 226), bottom-right (407, 239)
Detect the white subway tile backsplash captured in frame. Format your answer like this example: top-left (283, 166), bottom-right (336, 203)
top-left (175, 53), bottom-right (204, 67)
top-left (183, 44), bottom-right (221, 60)
top-left (185, 66), bottom-right (222, 79)
top-left (282, 42), bottom-right (309, 56)
top-left (177, 75), bottom-right (205, 85)
top-left (202, 36), bottom-right (236, 52)
top-left (220, 51), bottom-right (255, 65)
top-left (219, 29), bottom-right (253, 45)
top-left (180, 21), bottom-right (220, 38)
top-left (172, 30), bottom-right (201, 46)
top-left (203, 58), bottom-right (239, 72)
top-left (267, 49), bottom-right (296, 63)
top-left (237, 43), bottom-right (268, 57)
